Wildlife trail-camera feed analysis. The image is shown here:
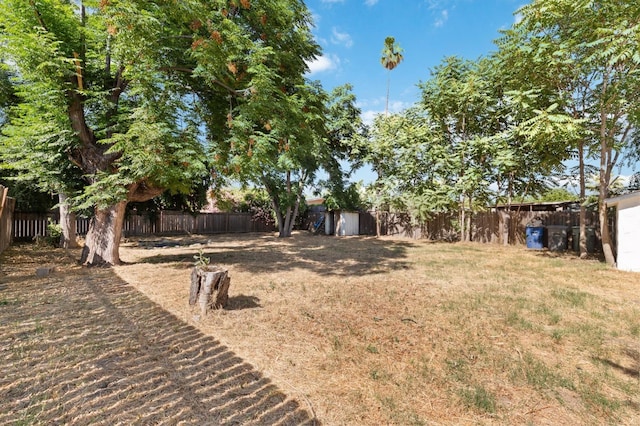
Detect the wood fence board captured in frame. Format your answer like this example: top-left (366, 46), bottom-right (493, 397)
top-left (12, 210), bottom-right (274, 240)
top-left (1, 190), bottom-right (16, 254)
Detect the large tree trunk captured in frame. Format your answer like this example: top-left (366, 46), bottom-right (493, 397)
top-left (577, 142), bottom-right (587, 259)
top-left (459, 195), bottom-right (466, 242)
top-left (599, 199), bottom-right (615, 267)
top-left (598, 85), bottom-right (616, 267)
top-left (80, 201), bottom-right (127, 266)
top-left (79, 181), bottom-right (163, 266)
top-left (58, 193), bottom-right (79, 249)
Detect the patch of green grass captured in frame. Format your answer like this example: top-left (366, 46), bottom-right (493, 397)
top-left (569, 323), bottom-right (605, 351)
top-left (551, 288), bottom-right (591, 308)
top-left (514, 353), bottom-right (574, 391)
top-left (332, 335), bottom-right (343, 351)
top-left (377, 395), bottom-right (426, 426)
top-left (536, 303), bottom-right (562, 325)
top-left (370, 369), bottom-right (391, 381)
top-left (577, 379), bottom-right (621, 414)
top-left (551, 329), bottom-right (566, 343)
top-left (34, 322), bottom-right (45, 334)
top-left (446, 357), bottom-right (470, 382)
top-left (505, 311), bottom-right (534, 330)
top-left (459, 385), bottom-right (497, 414)
top-left (410, 356), bottom-right (434, 380)
top-left (366, 344), bottom-right (379, 354)
top-left (0, 296), bottom-right (22, 306)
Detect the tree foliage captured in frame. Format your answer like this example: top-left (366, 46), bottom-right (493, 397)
top-left (498, 0), bottom-right (640, 264)
top-left (211, 80), bottom-right (363, 237)
top-left (0, 0), bottom-right (323, 262)
top-left (380, 36), bottom-right (404, 115)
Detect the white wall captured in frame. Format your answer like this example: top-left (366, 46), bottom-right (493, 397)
top-left (616, 201), bottom-right (640, 272)
top-left (335, 211), bottom-right (359, 236)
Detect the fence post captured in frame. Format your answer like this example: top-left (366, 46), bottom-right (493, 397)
top-left (0, 186), bottom-right (16, 254)
top-left (0, 185), bottom-right (7, 220)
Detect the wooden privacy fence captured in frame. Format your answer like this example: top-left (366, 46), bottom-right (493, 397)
top-left (12, 210), bottom-right (274, 240)
top-left (123, 211), bottom-right (274, 236)
top-left (376, 209), bottom-right (600, 247)
top-left (1, 185), bottom-right (16, 254)
top-left (10, 205), bottom-right (600, 249)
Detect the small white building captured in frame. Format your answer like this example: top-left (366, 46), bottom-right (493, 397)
top-left (324, 210), bottom-right (360, 236)
top-left (606, 191), bottom-right (640, 272)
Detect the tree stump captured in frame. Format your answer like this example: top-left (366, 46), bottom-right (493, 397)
top-left (189, 266), bottom-right (231, 315)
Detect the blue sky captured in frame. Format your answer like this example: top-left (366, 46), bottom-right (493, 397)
top-left (303, 0), bottom-right (638, 187)
top-left (303, 0), bottom-right (525, 185)
top-left (304, 0), bottom-right (524, 124)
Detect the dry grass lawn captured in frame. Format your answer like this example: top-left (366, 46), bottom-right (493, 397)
top-left (0, 243), bottom-right (314, 425)
top-left (111, 232), bottom-right (640, 425)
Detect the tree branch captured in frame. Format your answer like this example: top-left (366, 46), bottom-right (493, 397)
top-left (29, 0), bottom-right (48, 32)
top-left (158, 66), bottom-right (253, 96)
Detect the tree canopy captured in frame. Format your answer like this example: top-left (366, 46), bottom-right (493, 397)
top-left (0, 0), bottom-right (327, 263)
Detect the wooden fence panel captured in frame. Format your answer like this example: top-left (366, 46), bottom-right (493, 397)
top-left (12, 212), bottom-right (49, 240)
top-left (195, 213), bottom-right (225, 234)
top-left (471, 212), bottom-right (500, 244)
top-left (228, 213), bottom-right (250, 233)
top-left (123, 214), bottom-right (155, 237)
top-left (359, 212), bottom-right (376, 235)
top-left (10, 207), bottom-right (597, 248)
top-left (13, 210), bottom-right (273, 240)
top-left (378, 210), bottom-right (599, 248)
top-left (1, 186), bottom-right (15, 254)
top-left (159, 211), bottom-right (195, 234)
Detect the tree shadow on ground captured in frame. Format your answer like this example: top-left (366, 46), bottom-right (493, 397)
top-left (0, 248), bottom-right (317, 425)
top-left (226, 294), bottom-right (262, 310)
top-left (131, 232), bottom-right (415, 277)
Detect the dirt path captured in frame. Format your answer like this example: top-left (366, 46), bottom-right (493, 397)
top-left (0, 245), bottom-right (315, 425)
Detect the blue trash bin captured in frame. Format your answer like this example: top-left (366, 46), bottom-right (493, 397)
top-left (526, 226), bottom-right (544, 249)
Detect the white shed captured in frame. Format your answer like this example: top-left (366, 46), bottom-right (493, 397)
top-left (324, 210), bottom-right (360, 236)
top-left (606, 191), bottom-right (640, 272)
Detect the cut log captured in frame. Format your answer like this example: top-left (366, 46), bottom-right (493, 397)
top-left (189, 266), bottom-right (231, 315)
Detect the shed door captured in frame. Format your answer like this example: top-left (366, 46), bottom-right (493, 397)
top-left (617, 205), bottom-right (640, 272)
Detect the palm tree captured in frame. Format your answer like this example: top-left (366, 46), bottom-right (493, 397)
top-left (380, 36), bottom-right (404, 115)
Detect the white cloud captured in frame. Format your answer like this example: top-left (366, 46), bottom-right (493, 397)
top-left (306, 54), bottom-right (340, 75)
top-left (361, 110), bottom-right (382, 126)
top-left (359, 99), bottom-right (412, 125)
top-left (514, 3), bottom-right (527, 24)
top-left (331, 27), bottom-right (353, 48)
top-left (514, 12), bottom-right (523, 25)
top-left (364, 0), bottom-right (380, 5)
top-left (425, 0), bottom-right (457, 28)
top-left (434, 9), bottom-right (449, 28)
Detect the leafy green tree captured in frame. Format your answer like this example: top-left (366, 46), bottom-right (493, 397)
top-left (210, 187), bottom-right (275, 226)
top-left (211, 80), bottom-right (363, 237)
top-left (316, 83), bottom-right (367, 212)
top-left (365, 109), bottom-right (439, 220)
top-left (0, 0), bottom-right (211, 263)
top-left (498, 0), bottom-right (640, 264)
top-left (417, 56), bottom-right (508, 240)
top-left (380, 36), bottom-right (404, 115)
top-left (0, 0), bottom-right (321, 262)
top-left (0, 64), bottom-right (18, 128)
